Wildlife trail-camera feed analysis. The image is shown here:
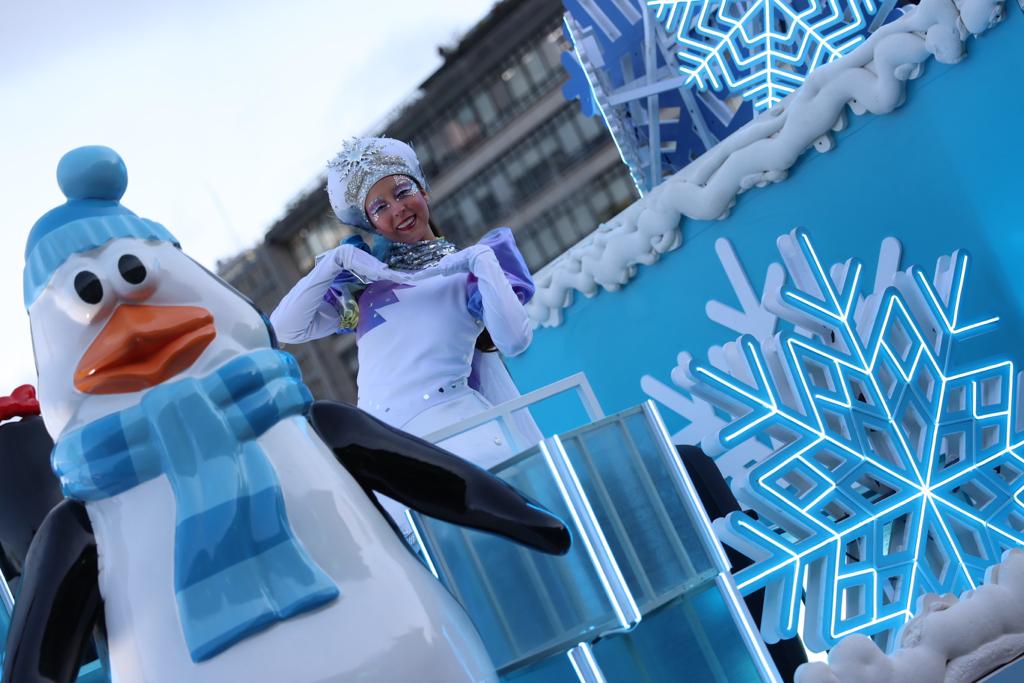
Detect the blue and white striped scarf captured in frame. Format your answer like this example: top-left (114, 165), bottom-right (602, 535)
top-left (52, 349), bottom-right (339, 662)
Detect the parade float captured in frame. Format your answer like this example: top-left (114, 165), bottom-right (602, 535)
top-left (3, 0), bottom-right (1023, 681)
top-left (510, 0), bottom-right (1024, 679)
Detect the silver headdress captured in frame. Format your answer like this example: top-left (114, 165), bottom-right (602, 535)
top-left (326, 137), bottom-right (428, 231)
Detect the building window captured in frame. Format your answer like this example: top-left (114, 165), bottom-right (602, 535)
top-left (430, 104), bottom-right (610, 241)
top-left (518, 166), bottom-right (640, 271)
top-left (473, 90), bottom-right (498, 127)
top-left (399, 22), bottom-right (573, 175)
top-left (290, 212), bottom-right (356, 272)
top-left (521, 48), bottom-right (548, 86)
top-left (503, 65), bottom-right (531, 100)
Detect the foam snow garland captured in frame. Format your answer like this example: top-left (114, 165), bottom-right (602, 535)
top-left (528, 0), bottom-right (1007, 328)
top-left (797, 549), bottom-right (1024, 683)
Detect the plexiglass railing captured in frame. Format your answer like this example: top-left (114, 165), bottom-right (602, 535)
top-left (410, 440), bottom-right (637, 673)
top-left (414, 388), bottom-right (782, 682)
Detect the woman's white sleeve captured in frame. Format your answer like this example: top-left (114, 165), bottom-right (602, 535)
top-left (269, 254), bottom-right (351, 344)
top-left (471, 250), bottom-right (533, 356)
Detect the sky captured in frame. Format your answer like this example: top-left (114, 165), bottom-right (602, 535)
top-left (0, 0), bottom-right (498, 393)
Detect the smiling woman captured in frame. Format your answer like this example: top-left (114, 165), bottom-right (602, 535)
top-left (364, 175), bottom-right (433, 240)
top-left (270, 137), bottom-right (538, 531)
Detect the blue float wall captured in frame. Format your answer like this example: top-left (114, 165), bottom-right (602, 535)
top-left (508, 12), bottom-right (1024, 436)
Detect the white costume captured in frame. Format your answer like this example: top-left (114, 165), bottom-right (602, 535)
top-left (271, 138), bottom-right (540, 529)
top-left (271, 227), bottom-right (534, 443)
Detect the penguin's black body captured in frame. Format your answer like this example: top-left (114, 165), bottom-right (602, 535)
top-left (0, 395), bottom-right (105, 681)
top-left (3, 400), bottom-right (569, 683)
top-left (0, 414), bottom-right (64, 581)
top-left (3, 500), bottom-right (100, 683)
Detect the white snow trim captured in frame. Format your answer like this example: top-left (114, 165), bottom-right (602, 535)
top-left (796, 549), bottom-right (1024, 683)
top-left (528, 0), bottom-right (1008, 328)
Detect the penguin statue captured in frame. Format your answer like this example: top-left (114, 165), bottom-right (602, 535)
top-left (5, 146), bottom-right (570, 683)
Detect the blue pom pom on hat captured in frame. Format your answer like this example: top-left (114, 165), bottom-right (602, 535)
top-left (24, 146), bottom-right (179, 309)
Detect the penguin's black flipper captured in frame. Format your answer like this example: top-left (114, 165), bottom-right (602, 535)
top-left (0, 414), bottom-right (64, 578)
top-left (309, 401), bottom-right (571, 556)
top-left (2, 500), bottom-right (101, 683)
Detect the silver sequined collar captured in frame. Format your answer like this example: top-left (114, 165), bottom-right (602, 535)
top-left (386, 238), bottom-right (459, 272)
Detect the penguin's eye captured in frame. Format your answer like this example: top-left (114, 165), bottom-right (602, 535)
top-left (118, 254), bottom-right (147, 284)
top-left (73, 271), bottom-right (104, 305)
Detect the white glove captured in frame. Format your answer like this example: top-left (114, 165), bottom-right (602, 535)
top-left (332, 244), bottom-right (406, 283)
top-left (408, 245), bottom-right (496, 280)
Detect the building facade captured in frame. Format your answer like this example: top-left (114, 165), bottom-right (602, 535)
top-left (220, 0), bottom-right (637, 404)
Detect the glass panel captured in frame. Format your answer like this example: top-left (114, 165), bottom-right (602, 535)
top-left (411, 445), bottom-right (622, 672)
top-left (609, 175), bottom-right (636, 208)
top-left (429, 127), bottom-right (452, 160)
top-left (444, 118), bottom-right (468, 151)
top-left (552, 214), bottom-right (575, 251)
top-left (592, 585), bottom-right (762, 683)
top-left (576, 112), bottom-right (605, 142)
top-left (539, 29), bottom-right (565, 73)
top-left (520, 143), bottom-right (542, 171)
top-left (556, 118), bottom-right (584, 156)
top-left (536, 226), bottom-right (562, 261)
top-left (557, 408), bottom-right (715, 611)
top-left (522, 48), bottom-right (548, 85)
top-left (290, 233), bottom-right (313, 272)
top-left (470, 183), bottom-right (496, 225)
top-left (520, 233), bottom-right (545, 271)
top-left (305, 228), bottom-right (328, 257)
top-left (455, 102), bottom-right (482, 147)
top-left (591, 187), bottom-right (612, 217)
top-left (503, 65), bottom-right (531, 100)
top-left (489, 77), bottom-right (513, 111)
top-left (489, 168), bottom-right (515, 207)
top-left (571, 203), bottom-right (593, 240)
top-left (473, 91), bottom-right (498, 127)
top-left (537, 129), bottom-right (559, 161)
top-left (458, 195), bottom-right (484, 229)
top-left (502, 649), bottom-right (579, 683)
top-left (411, 136), bottom-right (434, 167)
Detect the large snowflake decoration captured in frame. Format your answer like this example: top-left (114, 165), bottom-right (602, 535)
top-left (642, 230), bottom-right (1024, 652)
top-left (648, 0), bottom-right (885, 110)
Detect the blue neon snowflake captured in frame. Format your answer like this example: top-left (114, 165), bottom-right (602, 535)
top-left (650, 230), bottom-right (1024, 652)
top-left (648, 0), bottom-right (886, 110)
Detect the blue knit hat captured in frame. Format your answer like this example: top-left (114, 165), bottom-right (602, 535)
top-left (24, 146), bottom-right (179, 308)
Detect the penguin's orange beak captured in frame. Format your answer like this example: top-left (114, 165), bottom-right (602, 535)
top-left (74, 305), bottom-right (216, 394)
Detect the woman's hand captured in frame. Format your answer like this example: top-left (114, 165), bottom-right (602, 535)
top-left (332, 244), bottom-right (402, 283)
top-left (410, 245), bottom-right (495, 279)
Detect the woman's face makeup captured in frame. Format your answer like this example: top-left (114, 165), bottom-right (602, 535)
top-left (364, 175), bottom-right (433, 243)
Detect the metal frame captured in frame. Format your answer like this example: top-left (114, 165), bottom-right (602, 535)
top-left (568, 641), bottom-right (607, 683)
top-left (422, 371), bottom-right (604, 448)
top-left (543, 437), bottom-right (642, 632)
top-left (1, 569), bottom-right (13, 616)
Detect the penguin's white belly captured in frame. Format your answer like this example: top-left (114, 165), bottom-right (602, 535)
top-left (87, 416), bottom-right (497, 683)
